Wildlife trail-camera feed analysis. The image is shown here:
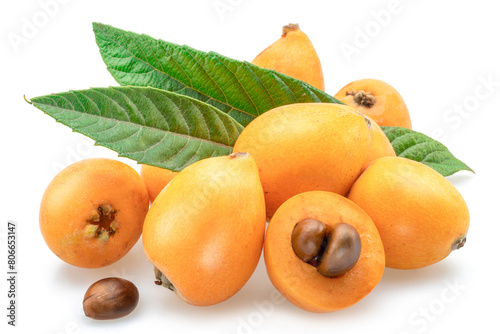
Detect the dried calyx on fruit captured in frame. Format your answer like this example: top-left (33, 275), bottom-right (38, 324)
top-left (85, 204), bottom-right (118, 241)
top-left (291, 219), bottom-right (361, 278)
top-left (346, 90), bottom-right (376, 108)
top-left (154, 266), bottom-right (176, 292)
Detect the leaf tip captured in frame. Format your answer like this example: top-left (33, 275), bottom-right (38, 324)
top-left (92, 22), bottom-right (103, 30)
top-left (92, 22), bottom-right (110, 36)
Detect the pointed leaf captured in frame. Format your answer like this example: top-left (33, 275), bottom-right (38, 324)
top-left (381, 126), bottom-right (474, 177)
top-left (29, 87), bottom-right (243, 171)
top-left (92, 22), bottom-right (340, 126)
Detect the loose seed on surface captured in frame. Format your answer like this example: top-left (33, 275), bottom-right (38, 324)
top-left (83, 277), bottom-right (139, 320)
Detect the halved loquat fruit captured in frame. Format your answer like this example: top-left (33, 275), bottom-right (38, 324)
top-left (348, 157), bottom-right (469, 269)
top-left (142, 152), bottom-right (266, 306)
top-left (39, 158), bottom-right (149, 268)
top-left (264, 191), bottom-right (385, 313)
top-left (335, 78), bottom-right (412, 129)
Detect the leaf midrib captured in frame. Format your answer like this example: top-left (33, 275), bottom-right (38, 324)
top-left (395, 140), bottom-right (444, 156)
top-left (95, 23), bottom-right (258, 119)
top-left (33, 99), bottom-right (235, 150)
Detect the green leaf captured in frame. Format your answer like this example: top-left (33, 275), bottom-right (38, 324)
top-left (29, 86), bottom-right (243, 171)
top-left (92, 22), bottom-right (340, 127)
top-left (381, 126), bottom-right (474, 177)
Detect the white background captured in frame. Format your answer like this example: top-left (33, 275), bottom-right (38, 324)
top-left (1, 0), bottom-right (499, 333)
